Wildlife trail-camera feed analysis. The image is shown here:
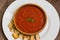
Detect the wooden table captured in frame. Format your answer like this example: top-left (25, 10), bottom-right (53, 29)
top-left (0, 0), bottom-right (60, 40)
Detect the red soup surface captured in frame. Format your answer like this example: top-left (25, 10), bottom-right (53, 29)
top-left (14, 4), bottom-right (46, 34)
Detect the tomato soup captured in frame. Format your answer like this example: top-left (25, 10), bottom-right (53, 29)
top-left (14, 4), bottom-right (46, 34)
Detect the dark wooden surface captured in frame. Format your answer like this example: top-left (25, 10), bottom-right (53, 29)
top-left (0, 0), bottom-right (60, 40)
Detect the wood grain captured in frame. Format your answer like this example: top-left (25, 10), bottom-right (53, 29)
top-left (0, 0), bottom-right (60, 40)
